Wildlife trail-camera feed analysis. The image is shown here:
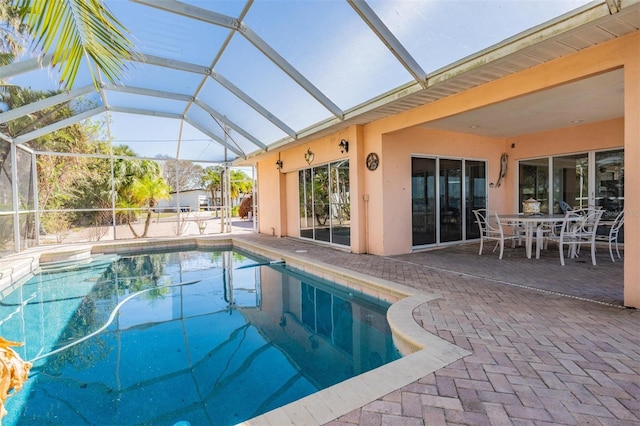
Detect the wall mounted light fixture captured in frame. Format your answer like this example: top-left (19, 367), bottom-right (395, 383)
top-left (275, 159), bottom-right (283, 170)
top-left (304, 148), bottom-right (314, 165)
top-left (338, 139), bottom-right (349, 154)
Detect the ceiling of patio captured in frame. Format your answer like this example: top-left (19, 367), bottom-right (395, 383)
top-left (1, 0), bottom-right (638, 164)
top-left (420, 68), bottom-right (624, 138)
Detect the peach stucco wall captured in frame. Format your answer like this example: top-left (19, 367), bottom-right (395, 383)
top-left (258, 127), bottom-right (365, 252)
top-left (253, 31), bottom-right (639, 307)
top-left (623, 52), bottom-right (640, 307)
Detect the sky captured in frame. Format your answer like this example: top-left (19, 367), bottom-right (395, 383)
top-left (4, 0), bottom-right (592, 163)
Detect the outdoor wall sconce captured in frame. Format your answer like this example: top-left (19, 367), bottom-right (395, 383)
top-left (338, 139), bottom-right (349, 154)
top-left (275, 159), bottom-right (283, 170)
top-left (304, 148), bottom-right (314, 165)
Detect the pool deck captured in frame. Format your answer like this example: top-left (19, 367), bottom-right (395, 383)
top-left (229, 233), bottom-right (637, 426)
top-left (2, 228), bottom-right (637, 425)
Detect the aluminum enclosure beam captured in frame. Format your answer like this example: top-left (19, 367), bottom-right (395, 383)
top-left (14, 107), bottom-right (105, 145)
top-left (183, 116), bottom-right (245, 158)
top-left (136, 53), bottom-right (211, 75)
top-left (0, 85), bottom-right (95, 125)
top-left (209, 72), bottom-right (297, 138)
top-left (0, 54), bottom-right (53, 80)
top-left (135, 0), bottom-right (344, 120)
top-left (134, 55), bottom-right (296, 139)
top-left (105, 85), bottom-right (194, 103)
top-left (348, 0), bottom-right (428, 87)
top-left (108, 106), bottom-right (183, 119)
top-left (193, 99), bottom-right (267, 150)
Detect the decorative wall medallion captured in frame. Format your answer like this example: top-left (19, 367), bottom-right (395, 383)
top-left (366, 152), bottom-right (379, 171)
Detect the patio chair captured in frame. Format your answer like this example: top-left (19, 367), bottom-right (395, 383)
top-left (472, 209), bottom-right (520, 260)
top-left (594, 210), bottom-right (624, 262)
top-left (550, 208), bottom-right (605, 266)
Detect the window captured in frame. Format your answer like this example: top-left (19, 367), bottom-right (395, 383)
top-left (518, 149), bottom-right (623, 217)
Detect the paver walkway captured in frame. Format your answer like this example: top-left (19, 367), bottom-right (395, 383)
top-left (234, 234), bottom-right (639, 425)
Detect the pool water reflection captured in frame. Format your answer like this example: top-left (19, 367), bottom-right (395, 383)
top-left (1, 248), bottom-right (400, 425)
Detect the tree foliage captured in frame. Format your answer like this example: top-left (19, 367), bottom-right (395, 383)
top-left (0, 86), bottom-right (111, 228)
top-left (201, 166), bottom-right (223, 207)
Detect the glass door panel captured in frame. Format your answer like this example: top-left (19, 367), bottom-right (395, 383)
top-left (330, 160), bottom-right (350, 246)
top-left (595, 149), bottom-right (624, 220)
top-left (465, 160), bottom-right (486, 239)
top-left (299, 160), bottom-right (351, 247)
top-left (299, 169), bottom-right (313, 239)
top-left (519, 158), bottom-right (549, 213)
top-left (312, 166), bottom-right (330, 242)
top-left (439, 159), bottom-right (462, 243)
top-left (553, 153), bottom-right (588, 212)
top-left (411, 158), bottom-right (436, 246)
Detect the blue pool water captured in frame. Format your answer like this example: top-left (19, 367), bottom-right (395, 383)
top-left (1, 247), bottom-right (400, 425)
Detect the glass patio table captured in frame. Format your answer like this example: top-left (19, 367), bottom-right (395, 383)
top-left (497, 213), bottom-right (577, 259)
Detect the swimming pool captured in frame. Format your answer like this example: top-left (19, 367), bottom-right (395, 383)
top-left (1, 247), bottom-right (400, 425)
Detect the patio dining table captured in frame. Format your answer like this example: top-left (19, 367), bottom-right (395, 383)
top-left (497, 213), bottom-right (578, 259)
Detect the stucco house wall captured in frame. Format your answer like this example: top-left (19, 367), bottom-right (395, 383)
top-left (252, 31), bottom-right (639, 307)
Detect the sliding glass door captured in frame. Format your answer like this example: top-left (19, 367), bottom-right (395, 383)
top-left (412, 157), bottom-right (486, 247)
top-left (298, 160), bottom-right (350, 246)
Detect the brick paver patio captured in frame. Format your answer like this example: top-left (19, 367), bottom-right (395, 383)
top-left (234, 233), bottom-right (638, 425)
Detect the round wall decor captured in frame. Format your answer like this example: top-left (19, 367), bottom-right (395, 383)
top-left (366, 152), bottom-right (379, 171)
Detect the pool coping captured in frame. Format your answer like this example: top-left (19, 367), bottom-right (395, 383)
top-left (1, 236), bottom-right (471, 425)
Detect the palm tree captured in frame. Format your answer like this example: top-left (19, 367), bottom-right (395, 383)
top-left (229, 169), bottom-right (252, 202)
top-left (12, 0), bottom-right (136, 89)
top-left (202, 166), bottom-right (223, 211)
top-left (127, 175), bottom-right (171, 238)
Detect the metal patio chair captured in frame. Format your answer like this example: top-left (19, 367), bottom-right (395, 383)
top-left (595, 210), bottom-right (624, 262)
top-left (549, 208), bottom-right (605, 266)
top-left (472, 209), bottom-right (520, 260)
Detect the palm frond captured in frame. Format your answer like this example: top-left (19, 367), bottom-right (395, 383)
top-left (16, 0), bottom-right (136, 90)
